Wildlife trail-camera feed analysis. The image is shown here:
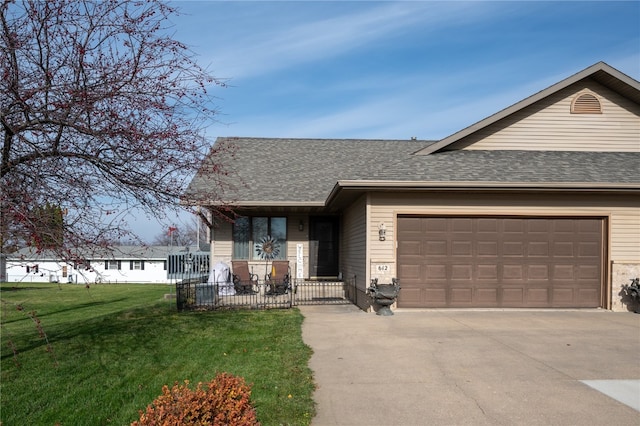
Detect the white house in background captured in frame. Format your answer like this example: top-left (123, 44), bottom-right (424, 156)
top-left (5, 246), bottom-right (197, 284)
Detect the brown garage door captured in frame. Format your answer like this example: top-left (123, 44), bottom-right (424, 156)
top-left (397, 216), bottom-right (604, 308)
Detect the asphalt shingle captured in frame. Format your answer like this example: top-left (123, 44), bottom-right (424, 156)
top-left (185, 137), bottom-right (640, 205)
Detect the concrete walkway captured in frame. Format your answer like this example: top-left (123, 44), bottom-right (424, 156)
top-left (300, 305), bottom-right (640, 425)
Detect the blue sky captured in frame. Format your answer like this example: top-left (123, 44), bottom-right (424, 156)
top-left (170, 0), bottom-right (639, 140)
top-left (137, 0), bottom-right (640, 242)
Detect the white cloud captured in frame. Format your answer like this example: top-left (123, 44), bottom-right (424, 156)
top-left (213, 52), bottom-right (640, 142)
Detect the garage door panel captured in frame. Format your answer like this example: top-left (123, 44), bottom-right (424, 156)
top-left (399, 240), bottom-right (421, 254)
top-left (478, 218), bottom-right (499, 232)
top-left (425, 288), bottom-right (447, 305)
top-left (579, 242), bottom-right (601, 257)
top-left (553, 242), bottom-right (574, 256)
top-left (424, 218), bottom-right (447, 231)
top-left (451, 288), bottom-right (473, 303)
top-left (528, 242), bottom-right (550, 256)
top-left (502, 288), bottom-right (524, 303)
top-left (504, 242), bottom-right (524, 256)
top-left (528, 265), bottom-right (549, 280)
top-left (503, 265), bottom-right (524, 280)
top-left (477, 265), bottom-right (498, 280)
top-left (399, 263), bottom-right (420, 279)
top-left (553, 265), bottom-right (575, 280)
top-left (397, 287), bottom-right (422, 307)
top-left (554, 220), bottom-right (576, 232)
top-left (579, 289), bottom-right (599, 305)
top-left (397, 216), bottom-right (604, 308)
top-left (452, 218), bottom-right (473, 232)
top-left (426, 241), bottom-right (447, 255)
top-left (476, 288), bottom-right (498, 305)
top-left (527, 288), bottom-right (549, 304)
top-left (478, 241), bottom-right (498, 256)
top-left (452, 241), bottom-right (472, 256)
top-left (398, 217), bottom-right (422, 231)
top-left (578, 265), bottom-right (600, 279)
top-left (552, 288), bottom-right (574, 304)
top-left (426, 264), bottom-right (447, 279)
top-left (528, 219), bottom-right (552, 232)
top-left (579, 220), bottom-right (601, 232)
top-left (504, 219), bottom-right (525, 232)
top-left (451, 265), bottom-right (472, 280)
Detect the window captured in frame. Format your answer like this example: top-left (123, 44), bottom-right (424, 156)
top-left (130, 260), bottom-right (145, 270)
top-left (233, 217), bottom-right (287, 260)
top-left (233, 217), bottom-right (250, 259)
top-left (74, 261), bottom-right (90, 270)
top-left (105, 260), bottom-right (121, 270)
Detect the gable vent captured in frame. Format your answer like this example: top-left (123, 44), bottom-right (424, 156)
top-left (571, 93), bottom-right (602, 114)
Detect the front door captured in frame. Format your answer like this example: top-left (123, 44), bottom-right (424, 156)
top-left (309, 217), bottom-right (339, 279)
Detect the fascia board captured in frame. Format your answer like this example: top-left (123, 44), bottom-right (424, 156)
top-left (187, 200), bottom-right (326, 208)
top-left (327, 180), bottom-right (640, 200)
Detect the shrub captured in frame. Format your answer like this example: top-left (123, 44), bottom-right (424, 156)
top-left (132, 373), bottom-right (260, 425)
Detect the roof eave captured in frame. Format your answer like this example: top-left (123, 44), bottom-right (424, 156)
top-left (326, 179), bottom-right (640, 205)
top-left (193, 200), bottom-right (326, 208)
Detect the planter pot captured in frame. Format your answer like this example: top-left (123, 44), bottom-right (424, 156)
top-left (368, 279), bottom-right (400, 316)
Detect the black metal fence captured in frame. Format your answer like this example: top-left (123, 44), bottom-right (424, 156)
top-left (293, 278), bottom-right (357, 305)
top-left (175, 275), bottom-right (357, 311)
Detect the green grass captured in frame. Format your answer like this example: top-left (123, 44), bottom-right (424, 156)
top-left (0, 283), bottom-right (316, 425)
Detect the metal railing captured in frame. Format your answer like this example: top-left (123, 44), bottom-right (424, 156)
top-left (175, 275), bottom-right (357, 311)
top-left (292, 277), bottom-right (356, 305)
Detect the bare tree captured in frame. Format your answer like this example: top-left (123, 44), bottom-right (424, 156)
top-left (152, 221), bottom-right (203, 248)
top-left (1, 0), bottom-right (229, 260)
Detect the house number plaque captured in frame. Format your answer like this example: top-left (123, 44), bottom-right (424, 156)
top-left (376, 265), bottom-right (389, 272)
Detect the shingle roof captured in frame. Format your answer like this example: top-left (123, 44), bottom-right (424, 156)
top-left (185, 137), bottom-right (640, 207)
top-left (186, 138), bottom-right (434, 204)
top-left (380, 150), bottom-right (640, 183)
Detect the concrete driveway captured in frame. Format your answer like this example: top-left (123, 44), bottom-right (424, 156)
top-left (300, 305), bottom-right (640, 425)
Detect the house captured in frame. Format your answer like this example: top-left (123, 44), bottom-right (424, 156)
top-left (5, 245), bottom-right (198, 284)
top-left (185, 62), bottom-right (640, 312)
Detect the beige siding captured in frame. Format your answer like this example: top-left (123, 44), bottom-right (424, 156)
top-left (342, 195), bottom-right (368, 291)
top-left (370, 195), bottom-right (398, 282)
top-left (211, 220), bottom-right (233, 264)
top-left (610, 209), bottom-right (640, 262)
top-left (454, 81), bottom-right (640, 152)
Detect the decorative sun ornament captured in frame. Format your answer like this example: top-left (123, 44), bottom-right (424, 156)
top-left (256, 235), bottom-right (280, 260)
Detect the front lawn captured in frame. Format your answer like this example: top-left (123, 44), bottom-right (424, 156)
top-left (0, 283), bottom-right (315, 425)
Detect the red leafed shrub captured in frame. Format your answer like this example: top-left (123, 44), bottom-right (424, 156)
top-left (132, 373), bottom-right (260, 426)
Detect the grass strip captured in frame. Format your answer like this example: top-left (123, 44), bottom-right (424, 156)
top-left (1, 283), bottom-right (315, 425)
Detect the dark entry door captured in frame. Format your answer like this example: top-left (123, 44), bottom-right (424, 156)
top-left (309, 217), bottom-right (339, 279)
